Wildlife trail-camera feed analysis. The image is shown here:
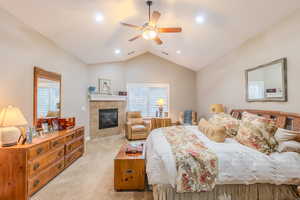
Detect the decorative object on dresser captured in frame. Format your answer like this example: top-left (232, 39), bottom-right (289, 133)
top-left (0, 105), bottom-right (28, 147)
top-left (178, 110), bottom-right (197, 125)
top-left (210, 104), bottom-right (225, 113)
top-left (125, 112), bottom-right (150, 140)
top-left (150, 117), bottom-right (172, 130)
top-left (245, 58), bottom-right (287, 102)
top-left (0, 127), bottom-right (85, 200)
top-left (114, 142), bottom-right (146, 191)
top-left (34, 67), bottom-right (61, 125)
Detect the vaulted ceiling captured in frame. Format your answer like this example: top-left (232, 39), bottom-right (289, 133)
top-left (0, 0), bottom-right (300, 71)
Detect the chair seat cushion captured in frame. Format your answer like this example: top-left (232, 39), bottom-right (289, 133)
top-left (132, 125), bottom-right (146, 132)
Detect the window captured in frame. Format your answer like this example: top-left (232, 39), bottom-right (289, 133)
top-left (248, 81), bottom-right (265, 99)
top-left (127, 83), bottom-right (169, 117)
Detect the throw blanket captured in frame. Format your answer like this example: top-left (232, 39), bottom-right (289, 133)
top-left (162, 126), bottom-right (218, 193)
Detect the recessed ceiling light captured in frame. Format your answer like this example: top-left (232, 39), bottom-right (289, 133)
top-left (115, 49), bottom-right (121, 54)
top-left (95, 13), bottom-right (104, 22)
top-left (176, 50), bottom-right (181, 54)
top-left (195, 15), bottom-right (205, 24)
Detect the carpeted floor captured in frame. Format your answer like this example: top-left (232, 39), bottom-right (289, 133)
top-left (31, 135), bottom-right (153, 200)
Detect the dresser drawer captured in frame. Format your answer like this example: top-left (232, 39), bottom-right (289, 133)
top-left (65, 136), bottom-right (84, 154)
top-left (28, 142), bottom-right (50, 160)
top-left (28, 146), bottom-right (64, 177)
top-left (75, 128), bottom-right (84, 138)
top-left (65, 146), bottom-right (84, 168)
top-left (28, 158), bottom-right (64, 196)
top-left (65, 132), bottom-right (76, 143)
top-left (50, 137), bottom-right (65, 149)
top-left (48, 158), bottom-right (64, 181)
top-left (28, 168), bottom-right (48, 196)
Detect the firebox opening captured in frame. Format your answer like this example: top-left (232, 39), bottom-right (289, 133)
top-left (99, 108), bottom-right (118, 129)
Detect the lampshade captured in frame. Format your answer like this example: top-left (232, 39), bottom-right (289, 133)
top-left (0, 105), bottom-right (28, 127)
top-left (157, 99), bottom-right (165, 106)
top-left (210, 104), bottom-right (225, 113)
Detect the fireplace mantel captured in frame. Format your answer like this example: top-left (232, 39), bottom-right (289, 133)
top-left (89, 94), bottom-right (127, 102)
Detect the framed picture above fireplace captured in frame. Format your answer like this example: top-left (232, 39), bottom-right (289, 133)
top-left (99, 78), bottom-right (112, 95)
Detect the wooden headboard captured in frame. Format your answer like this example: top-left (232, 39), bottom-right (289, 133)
top-left (230, 109), bottom-right (300, 131)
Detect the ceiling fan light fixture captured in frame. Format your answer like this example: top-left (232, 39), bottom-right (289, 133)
top-left (142, 29), bottom-right (157, 40)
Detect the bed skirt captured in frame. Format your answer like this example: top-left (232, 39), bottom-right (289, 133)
top-left (153, 184), bottom-right (300, 200)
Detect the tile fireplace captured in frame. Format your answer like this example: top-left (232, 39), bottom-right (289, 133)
top-left (90, 100), bottom-right (126, 138)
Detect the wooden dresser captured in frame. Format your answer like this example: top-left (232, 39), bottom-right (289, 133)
top-left (0, 127), bottom-right (85, 200)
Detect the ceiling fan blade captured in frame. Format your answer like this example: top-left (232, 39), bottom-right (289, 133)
top-left (120, 22), bottom-right (142, 30)
top-left (129, 35), bottom-right (142, 42)
top-left (154, 37), bottom-right (163, 45)
top-left (150, 11), bottom-right (161, 25)
top-left (158, 27), bottom-right (182, 33)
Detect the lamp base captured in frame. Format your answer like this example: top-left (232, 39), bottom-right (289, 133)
top-left (0, 127), bottom-right (21, 147)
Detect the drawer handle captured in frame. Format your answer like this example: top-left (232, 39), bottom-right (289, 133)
top-left (33, 179), bottom-right (40, 187)
top-left (33, 163), bottom-right (40, 171)
top-left (125, 169), bottom-right (134, 174)
top-left (36, 147), bottom-right (43, 155)
top-left (53, 141), bottom-right (59, 147)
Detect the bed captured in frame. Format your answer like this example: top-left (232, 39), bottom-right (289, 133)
top-left (146, 109), bottom-right (300, 200)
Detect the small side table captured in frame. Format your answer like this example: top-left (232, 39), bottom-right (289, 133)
top-left (114, 142), bottom-right (146, 191)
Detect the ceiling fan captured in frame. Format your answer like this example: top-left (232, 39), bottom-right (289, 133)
top-left (120, 0), bottom-right (182, 45)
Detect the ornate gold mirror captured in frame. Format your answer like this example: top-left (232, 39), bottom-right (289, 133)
top-left (34, 67), bottom-right (61, 125)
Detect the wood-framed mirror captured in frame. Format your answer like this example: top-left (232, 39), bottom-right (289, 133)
top-left (34, 67), bottom-right (62, 125)
top-left (245, 58), bottom-right (287, 102)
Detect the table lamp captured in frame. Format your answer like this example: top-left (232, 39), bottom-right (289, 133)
top-left (157, 99), bottom-right (165, 118)
top-left (0, 105), bottom-right (28, 147)
top-left (210, 104), bottom-right (225, 114)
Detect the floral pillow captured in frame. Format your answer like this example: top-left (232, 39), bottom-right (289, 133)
top-left (235, 112), bottom-right (278, 154)
top-left (209, 113), bottom-right (240, 137)
top-left (242, 112), bottom-right (277, 147)
top-left (235, 121), bottom-right (276, 154)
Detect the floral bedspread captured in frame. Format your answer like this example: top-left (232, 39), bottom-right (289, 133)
top-left (162, 126), bottom-right (218, 193)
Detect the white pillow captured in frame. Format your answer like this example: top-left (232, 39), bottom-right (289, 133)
top-left (277, 141), bottom-right (300, 153)
top-left (275, 128), bottom-right (300, 142)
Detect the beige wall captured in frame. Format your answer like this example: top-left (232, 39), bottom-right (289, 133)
top-left (0, 8), bottom-right (89, 137)
top-left (88, 53), bottom-right (197, 121)
top-left (196, 10), bottom-right (300, 118)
